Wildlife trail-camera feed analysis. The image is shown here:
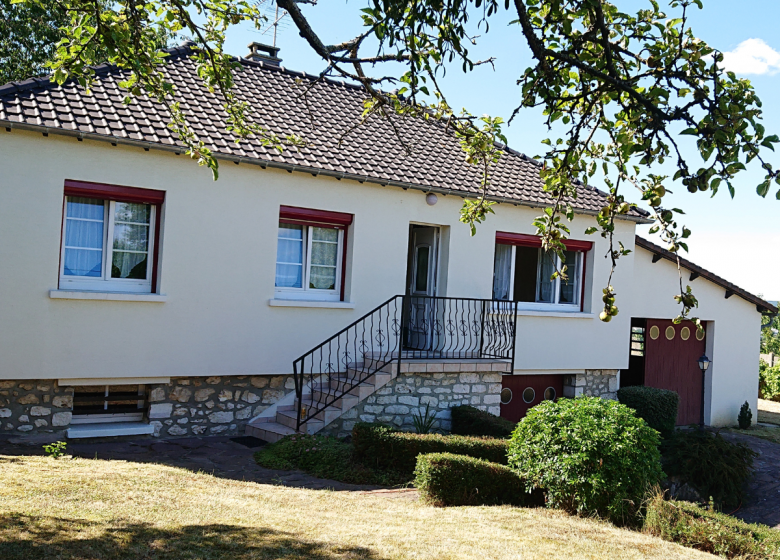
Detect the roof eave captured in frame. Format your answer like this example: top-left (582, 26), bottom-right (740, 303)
top-left (635, 235), bottom-right (777, 314)
top-left (0, 119), bottom-right (651, 224)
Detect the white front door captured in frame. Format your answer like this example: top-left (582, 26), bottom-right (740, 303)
top-left (406, 226), bottom-right (439, 351)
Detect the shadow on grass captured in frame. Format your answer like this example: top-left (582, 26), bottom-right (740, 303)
top-left (0, 513), bottom-right (388, 560)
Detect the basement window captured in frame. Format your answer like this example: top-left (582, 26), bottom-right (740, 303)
top-left (71, 385), bottom-right (147, 425)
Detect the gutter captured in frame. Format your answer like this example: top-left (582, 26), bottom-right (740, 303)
top-left (1, 119), bottom-right (653, 225)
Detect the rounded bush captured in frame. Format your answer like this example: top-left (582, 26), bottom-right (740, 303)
top-left (450, 405), bottom-right (516, 438)
top-left (617, 386), bottom-right (679, 437)
top-left (508, 397), bottom-right (663, 525)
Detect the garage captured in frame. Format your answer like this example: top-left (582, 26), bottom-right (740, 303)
top-left (500, 374), bottom-right (564, 423)
top-left (621, 318), bottom-right (707, 425)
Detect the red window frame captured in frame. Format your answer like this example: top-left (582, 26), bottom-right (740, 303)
top-left (61, 180), bottom-right (166, 293)
top-left (278, 206), bottom-right (353, 301)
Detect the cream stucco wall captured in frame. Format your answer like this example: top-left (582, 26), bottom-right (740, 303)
top-left (627, 244), bottom-right (762, 427)
top-left (0, 130), bottom-right (641, 381)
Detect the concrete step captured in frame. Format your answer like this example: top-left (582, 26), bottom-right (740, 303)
top-left (309, 388), bottom-right (360, 412)
top-left (276, 408), bottom-right (324, 434)
top-left (245, 421), bottom-right (298, 443)
top-left (293, 398), bottom-right (344, 424)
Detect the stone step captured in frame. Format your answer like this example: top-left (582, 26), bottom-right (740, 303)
top-left (309, 388), bottom-right (360, 413)
top-left (276, 408), bottom-right (324, 434)
top-left (245, 420), bottom-right (298, 443)
top-left (292, 398), bottom-right (345, 424)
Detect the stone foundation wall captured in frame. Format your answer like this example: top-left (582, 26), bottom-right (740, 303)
top-left (0, 380), bottom-right (74, 436)
top-left (563, 370), bottom-right (619, 400)
top-left (320, 364), bottom-right (506, 439)
top-left (147, 375), bottom-right (295, 438)
top-left (0, 375), bottom-right (295, 440)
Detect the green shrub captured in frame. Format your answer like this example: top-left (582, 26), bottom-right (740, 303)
top-left (254, 433), bottom-right (407, 485)
top-left (508, 397), bottom-right (663, 525)
top-left (617, 386), bottom-right (679, 437)
top-left (760, 360), bottom-right (780, 401)
top-left (414, 452), bottom-right (542, 507)
top-left (450, 405), bottom-right (516, 438)
top-left (352, 422), bottom-right (509, 476)
top-left (738, 401), bottom-right (753, 429)
top-left (644, 494), bottom-right (780, 559)
top-left (661, 429), bottom-right (757, 508)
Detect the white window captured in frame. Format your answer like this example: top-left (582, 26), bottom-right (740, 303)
top-left (60, 196), bottom-right (155, 293)
top-left (275, 222), bottom-right (343, 301)
top-left (493, 244), bottom-right (584, 310)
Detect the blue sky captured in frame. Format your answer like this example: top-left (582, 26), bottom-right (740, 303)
top-left (219, 0), bottom-right (780, 300)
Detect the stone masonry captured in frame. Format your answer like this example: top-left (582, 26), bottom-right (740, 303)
top-left (563, 369), bottom-right (619, 400)
top-left (0, 380), bottom-right (74, 436)
top-left (147, 375), bottom-right (295, 438)
top-left (319, 361), bottom-right (508, 438)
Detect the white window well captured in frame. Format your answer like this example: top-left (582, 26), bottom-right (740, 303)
top-left (493, 242), bottom-right (586, 311)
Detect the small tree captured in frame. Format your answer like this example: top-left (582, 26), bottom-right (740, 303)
top-left (738, 401), bottom-right (752, 430)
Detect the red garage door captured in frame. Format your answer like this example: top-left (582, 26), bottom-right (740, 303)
top-left (500, 374), bottom-right (564, 423)
top-left (644, 319), bottom-right (706, 425)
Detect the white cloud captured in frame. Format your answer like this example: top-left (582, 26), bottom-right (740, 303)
top-left (720, 38), bottom-right (780, 75)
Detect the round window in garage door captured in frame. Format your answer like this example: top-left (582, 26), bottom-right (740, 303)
top-left (500, 388), bottom-right (513, 404)
top-left (649, 325), bottom-right (660, 340)
top-left (696, 328), bottom-right (705, 341)
top-left (665, 326), bottom-right (676, 340)
top-left (522, 387), bottom-right (536, 403)
top-left (544, 387), bottom-right (556, 401)
top-left (680, 326), bottom-right (690, 340)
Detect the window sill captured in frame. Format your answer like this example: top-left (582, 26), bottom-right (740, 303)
top-left (514, 309), bottom-right (596, 319)
top-left (50, 290), bottom-right (167, 303)
top-left (268, 298), bottom-right (356, 309)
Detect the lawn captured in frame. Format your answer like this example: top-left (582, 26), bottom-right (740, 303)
top-left (0, 454), bottom-right (712, 560)
top-left (759, 398), bottom-right (780, 426)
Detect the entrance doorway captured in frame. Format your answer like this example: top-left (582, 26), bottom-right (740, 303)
top-left (622, 318), bottom-right (706, 425)
top-left (404, 225), bottom-right (440, 351)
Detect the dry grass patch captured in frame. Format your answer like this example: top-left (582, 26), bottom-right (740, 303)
top-left (0, 455), bottom-right (712, 560)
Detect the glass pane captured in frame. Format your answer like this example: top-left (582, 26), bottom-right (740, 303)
top-left (114, 202), bottom-right (150, 224)
top-left (63, 248), bottom-right (103, 277)
top-left (112, 223), bottom-right (149, 252)
top-left (65, 219), bottom-right (104, 249)
top-left (559, 250), bottom-right (579, 304)
top-left (278, 223), bottom-right (303, 240)
top-left (276, 263), bottom-right (303, 288)
top-left (537, 251), bottom-right (556, 303)
top-left (309, 265), bottom-right (336, 290)
top-left (277, 238), bottom-right (303, 264)
top-left (310, 240), bottom-right (338, 266)
top-left (311, 227), bottom-right (338, 242)
top-left (67, 197), bottom-right (104, 220)
top-left (111, 251), bottom-right (147, 279)
top-left (415, 246), bottom-right (430, 293)
top-left (492, 244), bottom-right (512, 300)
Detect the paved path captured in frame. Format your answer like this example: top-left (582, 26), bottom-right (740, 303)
top-left (721, 430), bottom-right (780, 529)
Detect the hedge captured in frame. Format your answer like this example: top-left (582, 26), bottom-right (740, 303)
top-left (760, 360), bottom-right (780, 401)
top-left (644, 495), bottom-right (780, 559)
top-left (617, 385), bottom-right (679, 437)
top-left (450, 405), bottom-right (516, 438)
top-left (414, 453), bottom-right (542, 507)
top-left (352, 423), bottom-right (509, 476)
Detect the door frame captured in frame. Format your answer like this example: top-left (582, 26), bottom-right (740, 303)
top-left (404, 224), bottom-right (442, 352)
top-left (406, 223), bottom-right (441, 298)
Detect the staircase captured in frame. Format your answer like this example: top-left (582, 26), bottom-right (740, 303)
top-left (246, 295), bottom-right (517, 443)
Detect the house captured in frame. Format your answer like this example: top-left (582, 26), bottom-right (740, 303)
top-left (0, 42), bottom-right (774, 441)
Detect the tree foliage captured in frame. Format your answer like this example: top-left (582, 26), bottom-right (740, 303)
top-left (9, 0), bottom-right (779, 321)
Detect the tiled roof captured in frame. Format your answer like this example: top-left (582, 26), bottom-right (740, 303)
top-left (635, 236), bottom-right (777, 314)
top-left (0, 42), bottom-right (649, 220)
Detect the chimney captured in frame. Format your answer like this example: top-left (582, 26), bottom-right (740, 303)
top-left (246, 42), bottom-right (282, 66)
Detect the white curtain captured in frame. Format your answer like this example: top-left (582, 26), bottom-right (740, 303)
top-left (492, 244), bottom-right (512, 300)
top-left (63, 197), bottom-right (105, 277)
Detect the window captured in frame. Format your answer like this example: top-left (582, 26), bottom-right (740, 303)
top-left (493, 244), bottom-right (586, 310)
top-left (71, 385), bottom-right (146, 425)
top-left (59, 180), bottom-right (164, 293)
top-left (275, 206), bottom-right (352, 301)
top-left (630, 326), bottom-right (645, 357)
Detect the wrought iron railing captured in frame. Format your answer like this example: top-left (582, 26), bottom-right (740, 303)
top-left (292, 295), bottom-right (518, 430)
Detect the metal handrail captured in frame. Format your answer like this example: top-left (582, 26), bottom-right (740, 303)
top-left (292, 295), bottom-right (518, 430)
